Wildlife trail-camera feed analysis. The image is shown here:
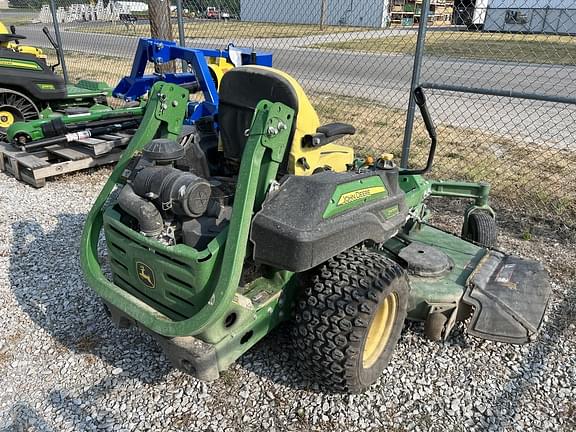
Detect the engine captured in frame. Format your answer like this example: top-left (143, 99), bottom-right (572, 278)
top-left (116, 127), bottom-right (235, 250)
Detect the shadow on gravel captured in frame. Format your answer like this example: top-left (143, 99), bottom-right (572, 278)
top-left (8, 216), bottom-right (172, 383)
top-left (235, 324), bottom-right (321, 392)
top-left (0, 402), bottom-right (57, 432)
top-left (486, 285), bottom-right (576, 430)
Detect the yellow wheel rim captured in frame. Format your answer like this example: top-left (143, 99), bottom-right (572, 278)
top-left (0, 110), bottom-right (15, 129)
top-left (363, 293), bottom-right (398, 368)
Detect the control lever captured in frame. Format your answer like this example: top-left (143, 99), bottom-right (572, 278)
top-left (399, 87), bottom-right (437, 176)
top-left (42, 26), bottom-right (61, 71)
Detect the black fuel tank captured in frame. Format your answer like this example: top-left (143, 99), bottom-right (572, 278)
top-left (250, 168), bottom-right (407, 272)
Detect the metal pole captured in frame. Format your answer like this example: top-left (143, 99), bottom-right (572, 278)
top-left (49, 0), bottom-right (69, 84)
top-left (175, 0), bottom-right (187, 72)
top-left (419, 82), bottom-right (576, 106)
top-left (400, 0), bottom-right (431, 168)
top-left (320, 0), bottom-right (328, 30)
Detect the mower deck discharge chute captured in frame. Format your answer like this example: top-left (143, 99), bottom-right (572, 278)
top-left (81, 66), bottom-right (550, 392)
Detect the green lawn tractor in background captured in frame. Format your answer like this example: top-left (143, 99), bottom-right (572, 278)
top-left (0, 21), bottom-right (111, 140)
top-left (81, 66), bottom-right (551, 393)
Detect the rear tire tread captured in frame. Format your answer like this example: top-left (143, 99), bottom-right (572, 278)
top-left (292, 248), bottom-right (408, 393)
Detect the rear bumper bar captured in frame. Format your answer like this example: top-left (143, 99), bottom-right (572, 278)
top-left (103, 301), bottom-right (220, 381)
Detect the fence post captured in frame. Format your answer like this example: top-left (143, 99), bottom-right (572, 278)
top-left (49, 0), bottom-right (69, 84)
top-left (400, 0), bottom-right (431, 168)
top-left (175, 0), bottom-right (187, 72)
top-left (320, 0), bottom-right (328, 30)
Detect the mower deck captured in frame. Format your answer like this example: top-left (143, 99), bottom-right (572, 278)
top-left (382, 224), bottom-right (550, 343)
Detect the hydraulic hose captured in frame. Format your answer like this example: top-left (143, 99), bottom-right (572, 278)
top-left (117, 184), bottom-right (163, 237)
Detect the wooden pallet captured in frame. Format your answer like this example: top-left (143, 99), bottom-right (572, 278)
top-left (0, 132), bottom-right (132, 188)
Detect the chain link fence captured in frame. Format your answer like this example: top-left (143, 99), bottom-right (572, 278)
top-left (3, 0), bottom-right (575, 223)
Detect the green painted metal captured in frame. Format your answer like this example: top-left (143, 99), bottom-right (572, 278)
top-left (81, 95), bottom-right (295, 341)
top-left (63, 84), bottom-right (109, 99)
top-left (74, 79), bottom-right (112, 94)
top-left (81, 81), bottom-right (191, 334)
top-left (0, 57), bottom-right (42, 70)
top-left (7, 103), bottom-right (143, 142)
top-left (380, 223), bottom-right (487, 321)
top-left (103, 206), bottom-right (222, 320)
top-left (206, 270), bottom-right (298, 370)
top-left (399, 174), bottom-right (431, 210)
top-left (323, 175), bottom-right (388, 218)
top-left (429, 180), bottom-right (491, 208)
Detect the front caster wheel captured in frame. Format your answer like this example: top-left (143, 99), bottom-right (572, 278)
top-left (463, 211), bottom-right (497, 248)
top-left (292, 248), bottom-right (409, 393)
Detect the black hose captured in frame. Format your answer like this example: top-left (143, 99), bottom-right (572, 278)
top-left (117, 184), bottom-right (163, 237)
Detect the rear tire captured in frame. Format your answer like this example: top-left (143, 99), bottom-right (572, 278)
top-left (292, 248), bottom-right (409, 393)
top-left (0, 88), bottom-right (40, 141)
top-left (463, 212), bottom-right (497, 248)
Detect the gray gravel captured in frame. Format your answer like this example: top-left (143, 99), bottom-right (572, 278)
top-left (0, 169), bottom-right (574, 432)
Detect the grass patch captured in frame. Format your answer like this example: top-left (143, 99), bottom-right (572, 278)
top-left (310, 31), bottom-right (576, 65)
top-left (1, 14), bottom-right (36, 26)
top-left (69, 20), bottom-right (365, 39)
top-left (52, 50), bottom-right (135, 86)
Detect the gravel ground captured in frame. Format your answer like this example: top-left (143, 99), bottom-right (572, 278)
top-left (0, 169), bottom-right (574, 432)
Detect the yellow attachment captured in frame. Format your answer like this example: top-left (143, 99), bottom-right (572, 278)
top-left (381, 153), bottom-right (394, 161)
top-left (362, 293), bottom-right (398, 368)
top-left (0, 110), bottom-right (15, 129)
top-left (247, 66), bottom-right (354, 175)
top-left (0, 21), bottom-right (8, 35)
top-left (11, 44), bottom-right (46, 59)
top-left (207, 57), bottom-right (235, 89)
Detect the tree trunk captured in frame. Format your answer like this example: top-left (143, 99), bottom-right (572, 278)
top-left (148, 0), bottom-right (175, 72)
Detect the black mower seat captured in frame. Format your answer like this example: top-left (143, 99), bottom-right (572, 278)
top-left (218, 66), bottom-right (354, 175)
top-left (219, 66), bottom-right (299, 162)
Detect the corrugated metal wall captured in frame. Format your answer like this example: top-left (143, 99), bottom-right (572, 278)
top-left (479, 0), bottom-right (576, 34)
top-left (240, 0), bottom-right (388, 28)
top-left (483, 7), bottom-right (576, 34)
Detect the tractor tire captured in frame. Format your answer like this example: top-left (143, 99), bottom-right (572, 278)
top-left (463, 211), bottom-right (497, 248)
top-left (292, 248), bottom-right (409, 393)
top-left (0, 88), bottom-right (40, 141)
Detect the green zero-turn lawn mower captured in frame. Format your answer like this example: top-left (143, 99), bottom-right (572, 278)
top-left (81, 66), bottom-right (551, 393)
top-left (0, 21), bottom-right (110, 140)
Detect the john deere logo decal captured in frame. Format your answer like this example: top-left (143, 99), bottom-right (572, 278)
top-left (337, 186), bottom-right (387, 206)
top-left (136, 262), bottom-right (155, 288)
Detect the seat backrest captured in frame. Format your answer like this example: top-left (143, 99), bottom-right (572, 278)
top-left (218, 66), bottom-right (353, 174)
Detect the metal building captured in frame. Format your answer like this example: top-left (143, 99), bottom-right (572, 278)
top-left (240, 0), bottom-right (391, 28)
top-left (476, 0), bottom-right (576, 34)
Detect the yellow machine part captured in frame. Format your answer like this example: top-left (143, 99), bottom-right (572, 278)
top-left (207, 57), bottom-right (235, 89)
top-left (248, 66), bottom-right (354, 175)
top-left (0, 21), bottom-right (46, 59)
